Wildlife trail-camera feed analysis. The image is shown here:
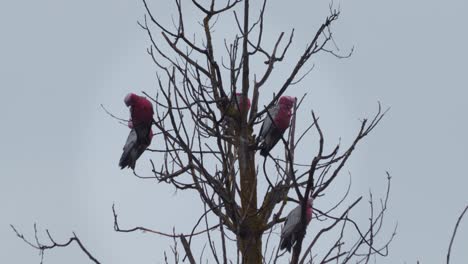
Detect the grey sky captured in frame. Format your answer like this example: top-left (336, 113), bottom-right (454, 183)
top-left (1, 0), bottom-right (467, 263)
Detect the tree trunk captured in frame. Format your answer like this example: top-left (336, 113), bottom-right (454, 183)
top-left (238, 127), bottom-right (262, 263)
top-left (238, 0), bottom-right (262, 262)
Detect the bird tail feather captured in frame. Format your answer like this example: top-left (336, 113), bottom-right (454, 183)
top-left (260, 146), bottom-right (269, 156)
top-left (280, 237), bottom-right (292, 252)
top-left (119, 153), bottom-right (130, 169)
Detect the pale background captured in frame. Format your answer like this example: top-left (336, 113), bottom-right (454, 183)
top-left (1, 0), bottom-right (467, 263)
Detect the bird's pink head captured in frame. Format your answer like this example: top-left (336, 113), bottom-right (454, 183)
top-left (279, 96), bottom-right (296, 110)
top-left (124, 93), bottom-right (139, 107)
top-left (235, 93), bottom-right (251, 111)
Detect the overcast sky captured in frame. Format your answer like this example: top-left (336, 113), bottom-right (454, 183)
top-left (1, 0), bottom-right (467, 263)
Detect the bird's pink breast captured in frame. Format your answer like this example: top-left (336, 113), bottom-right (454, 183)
top-left (306, 206), bottom-right (313, 223)
top-left (240, 98), bottom-right (251, 111)
top-left (274, 108), bottom-right (292, 130)
top-left (235, 94), bottom-right (251, 112)
top-left (131, 97), bottom-right (154, 126)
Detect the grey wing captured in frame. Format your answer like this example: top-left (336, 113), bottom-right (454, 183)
top-left (281, 205), bottom-right (302, 238)
top-left (123, 129), bottom-right (138, 152)
top-left (259, 106), bottom-right (279, 140)
top-left (119, 129), bottom-right (138, 167)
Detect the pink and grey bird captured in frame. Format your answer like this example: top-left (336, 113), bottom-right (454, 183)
top-left (226, 93), bottom-right (251, 118)
top-left (223, 93), bottom-right (251, 135)
top-left (280, 197), bottom-right (313, 252)
top-left (119, 93), bottom-right (154, 170)
top-left (257, 96), bottom-right (295, 156)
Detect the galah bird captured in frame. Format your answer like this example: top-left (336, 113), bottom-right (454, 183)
top-left (280, 197), bottom-right (313, 252)
top-left (119, 93), bottom-right (154, 169)
top-left (223, 93), bottom-right (251, 136)
top-left (123, 93), bottom-right (154, 143)
top-left (225, 93), bottom-right (251, 118)
top-left (257, 96), bottom-right (296, 156)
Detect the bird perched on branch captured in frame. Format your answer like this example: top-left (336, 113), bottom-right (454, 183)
top-left (280, 197), bottom-right (313, 252)
top-left (225, 93), bottom-right (251, 119)
top-left (119, 93), bottom-right (154, 170)
top-left (223, 93), bottom-right (251, 136)
top-left (257, 96), bottom-right (296, 156)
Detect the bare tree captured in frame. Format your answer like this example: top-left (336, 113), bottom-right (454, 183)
top-left (12, 1), bottom-right (398, 263)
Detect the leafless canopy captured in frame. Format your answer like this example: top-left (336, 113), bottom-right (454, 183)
top-left (13, 1), bottom-right (400, 263)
